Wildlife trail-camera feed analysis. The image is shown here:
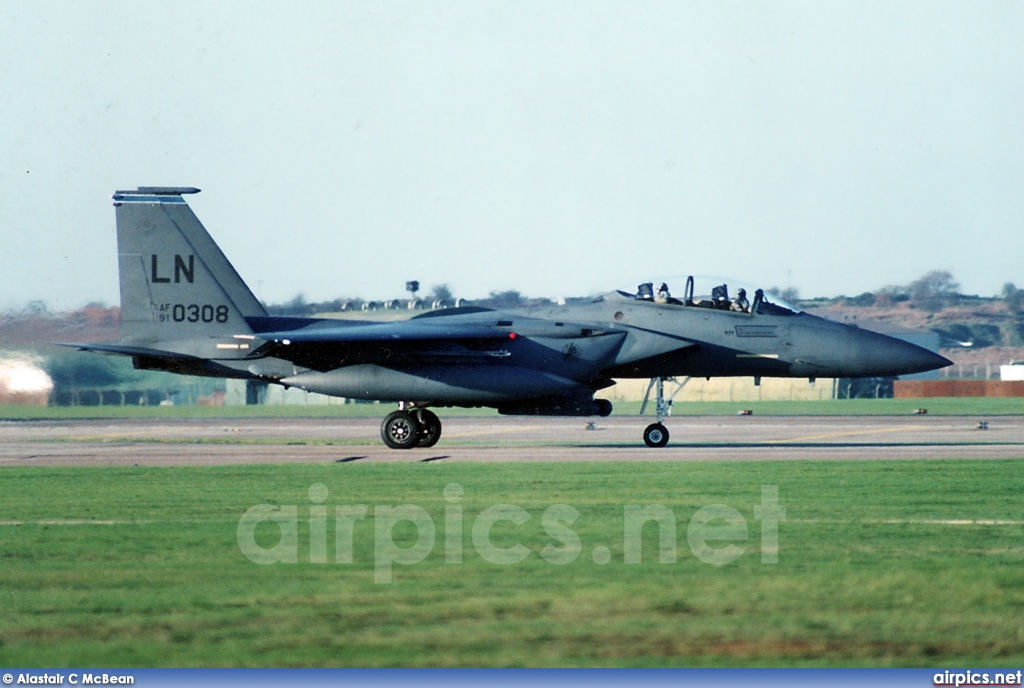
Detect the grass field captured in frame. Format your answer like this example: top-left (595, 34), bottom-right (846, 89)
top-left (2, 397), bottom-right (1023, 420)
top-left (1, 459), bottom-right (1023, 666)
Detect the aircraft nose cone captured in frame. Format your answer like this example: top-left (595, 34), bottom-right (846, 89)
top-left (895, 343), bottom-right (952, 375)
top-left (924, 349), bottom-right (953, 373)
top-left (859, 331), bottom-right (953, 376)
top-left (793, 315), bottom-right (953, 378)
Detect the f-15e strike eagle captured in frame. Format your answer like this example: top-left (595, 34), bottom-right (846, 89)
top-left (64, 187), bottom-right (951, 448)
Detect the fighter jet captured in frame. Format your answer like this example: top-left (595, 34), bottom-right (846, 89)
top-left (64, 187), bottom-right (952, 448)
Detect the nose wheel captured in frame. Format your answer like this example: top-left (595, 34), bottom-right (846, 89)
top-left (643, 422), bottom-right (670, 448)
top-left (380, 407), bottom-right (443, 449)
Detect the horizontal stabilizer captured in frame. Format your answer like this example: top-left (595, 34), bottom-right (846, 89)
top-left (52, 342), bottom-right (204, 361)
top-left (114, 187), bottom-right (200, 196)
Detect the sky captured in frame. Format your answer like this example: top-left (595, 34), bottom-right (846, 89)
top-left (1, 1), bottom-right (1022, 311)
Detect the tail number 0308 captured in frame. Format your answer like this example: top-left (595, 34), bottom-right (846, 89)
top-left (158, 304), bottom-right (229, 323)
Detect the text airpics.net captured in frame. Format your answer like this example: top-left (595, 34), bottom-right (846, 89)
top-left (934, 670), bottom-right (1023, 686)
top-left (236, 484), bottom-right (786, 583)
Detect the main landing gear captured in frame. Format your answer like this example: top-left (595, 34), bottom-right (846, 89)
top-left (380, 406), bottom-right (442, 449)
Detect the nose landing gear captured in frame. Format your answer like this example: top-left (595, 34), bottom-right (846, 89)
top-left (642, 376), bottom-right (670, 448)
top-left (639, 376), bottom-right (690, 448)
top-left (643, 421), bottom-right (669, 448)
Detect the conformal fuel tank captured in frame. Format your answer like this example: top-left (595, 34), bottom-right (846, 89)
top-left (280, 364), bottom-right (585, 404)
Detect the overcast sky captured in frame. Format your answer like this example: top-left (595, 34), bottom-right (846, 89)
top-left (2, 1), bottom-right (1022, 311)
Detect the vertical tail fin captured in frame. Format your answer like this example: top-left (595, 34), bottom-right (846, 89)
top-left (113, 187), bottom-right (266, 341)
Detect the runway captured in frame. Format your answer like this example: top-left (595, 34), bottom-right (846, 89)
top-left (1, 414), bottom-right (1022, 466)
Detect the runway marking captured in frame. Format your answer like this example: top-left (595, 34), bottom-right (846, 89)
top-left (71, 426), bottom-right (261, 441)
top-left (0, 518), bottom-right (235, 526)
top-left (0, 519), bottom-right (132, 526)
top-left (5, 517), bottom-right (1018, 528)
top-left (793, 518), bottom-right (1024, 526)
top-left (444, 425), bottom-right (546, 439)
top-left (881, 519), bottom-right (1024, 526)
top-left (768, 425), bottom-right (924, 444)
top-left (76, 432), bottom-right (178, 441)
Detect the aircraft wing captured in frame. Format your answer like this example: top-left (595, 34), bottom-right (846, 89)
top-left (254, 320), bottom-right (512, 344)
top-left (248, 319), bottom-right (523, 371)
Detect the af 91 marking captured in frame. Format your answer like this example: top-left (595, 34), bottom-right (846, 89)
top-left (161, 304), bottom-right (229, 323)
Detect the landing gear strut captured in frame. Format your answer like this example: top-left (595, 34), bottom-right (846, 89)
top-left (638, 376), bottom-right (696, 446)
top-left (380, 406), bottom-right (443, 449)
top-left (639, 376), bottom-right (690, 448)
top-left (642, 377), bottom-right (670, 448)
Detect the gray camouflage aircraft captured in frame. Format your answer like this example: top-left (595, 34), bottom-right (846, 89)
top-left (65, 187), bottom-right (952, 448)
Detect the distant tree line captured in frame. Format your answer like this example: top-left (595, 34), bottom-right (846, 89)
top-left (790, 270), bottom-right (1022, 315)
top-left (261, 284), bottom-right (567, 316)
top-left (816, 270), bottom-right (962, 312)
top-left (798, 270), bottom-right (1024, 349)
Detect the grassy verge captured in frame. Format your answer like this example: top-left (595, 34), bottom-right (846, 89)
top-left (2, 397), bottom-right (1022, 421)
top-left (1, 459), bottom-right (1023, 666)
top-left (0, 404), bottom-right (498, 420)
top-left (612, 397), bottom-right (1024, 416)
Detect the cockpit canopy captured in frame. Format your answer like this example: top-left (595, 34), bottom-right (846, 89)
top-left (611, 275), bottom-right (801, 316)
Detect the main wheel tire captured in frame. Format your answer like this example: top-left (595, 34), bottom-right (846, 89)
top-left (594, 399), bottom-right (613, 417)
top-left (643, 422), bottom-right (670, 448)
top-left (381, 410), bottom-right (421, 449)
top-left (416, 409), bottom-right (442, 448)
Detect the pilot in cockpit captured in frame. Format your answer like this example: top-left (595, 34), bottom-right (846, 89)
top-left (712, 283), bottom-right (729, 309)
top-left (730, 288), bottom-right (749, 313)
top-left (655, 282), bottom-right (670, 303)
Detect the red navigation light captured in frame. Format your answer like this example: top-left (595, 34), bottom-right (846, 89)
top-left (509, 332), bottom-right (517, 339)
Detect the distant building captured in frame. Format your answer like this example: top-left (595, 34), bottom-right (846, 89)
top-left (598, 377), bottom-right (836, 403)
top-left (1001, 362), bottom-right (1024, 381)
